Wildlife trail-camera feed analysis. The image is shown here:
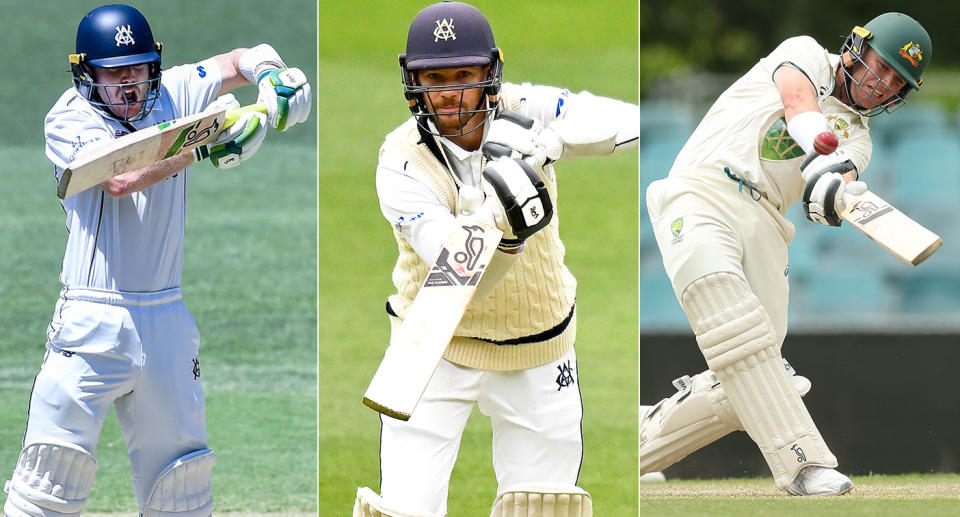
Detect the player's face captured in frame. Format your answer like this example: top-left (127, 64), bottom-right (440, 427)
top-left (93, 64), bottom-right (151, 119)
top-left (847, 47), bottom-right (908, 109)
top-left (416, 65), bottom-right (489, 135)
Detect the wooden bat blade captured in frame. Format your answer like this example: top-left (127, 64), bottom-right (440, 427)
top-left (57, 102), bottom-right (266, 200)
top-left (840, 190), bottom-right (942, 266)
top-left (363, 215), bottom-right (502, 420)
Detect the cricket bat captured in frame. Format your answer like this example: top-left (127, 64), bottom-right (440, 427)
top-left (363, 215), bottom-right (503, 420)
top-left (841, 189), bottom-right (942, 265)
top-left (57, 102), bottom-right (267, 199)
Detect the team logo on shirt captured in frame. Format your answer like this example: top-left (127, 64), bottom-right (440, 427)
top-left (827, 115), bottom-right (850, 139)
top-left (114, 24), bottom-right (135, 47)
top-left (899, 41), bottom-right (923, 67)
top-left (670, 217), bottom-right (684, 244)
top-left (433, 18), bottom-right (456, 42)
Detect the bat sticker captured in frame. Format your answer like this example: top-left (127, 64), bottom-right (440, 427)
top-left (424, 225), bottom-right (488, 287)
top-left (848, 199), bottom-right (895, 224)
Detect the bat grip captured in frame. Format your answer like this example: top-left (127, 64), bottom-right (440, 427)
top-left (223, 102), bottom-right (268, 129)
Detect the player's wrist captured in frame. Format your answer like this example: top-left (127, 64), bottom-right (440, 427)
top-left (787, 111), bottom-right (830, 155)
top-left (238, 43), bottom-right (286, 84)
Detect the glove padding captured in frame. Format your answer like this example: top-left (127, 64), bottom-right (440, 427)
top-left (800, 149), bottom-right (867, 226)
top-left (191, 94), bottom-right (266, 169)
top-left (256, 67), bottom-right (311, 131)
top-left (204, 111), bottom-right (267, 169)
top-left (481, 157), bottom-right (554, 249)
top-left (483, 110), bottom-right (563, 170)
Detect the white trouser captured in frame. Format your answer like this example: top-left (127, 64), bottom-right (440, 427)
top-left (646, 173), bottom-right (792, 343)
top-left (20, 287), bottom-right (208, 508)
top-left (379, 347), bottom-right (584, 516)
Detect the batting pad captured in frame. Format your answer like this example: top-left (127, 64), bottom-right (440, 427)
top-left (352, 487), bottom-right (438, 517)
top-left (3, 442), bottom-right (97, 516)
top-left (490, 484), bottom-right (592, 517)
top-left (639, 368), bottom-right (811, 474)
top-left (142, 449), bottom-right (215, 516)
top-left (681, 272), bottom-right (837, 488)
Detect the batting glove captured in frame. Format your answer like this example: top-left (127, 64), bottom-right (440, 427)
top-left (800, 149), bottom-right (867, 226)
top-left (194, 111), bottom-right (268, 169)
top-left (257, 67), bottom-right (312, 131)
top-left (481, 156), bottom-right (554, 251)
top-left (483, 110), bottom-right (563, 170)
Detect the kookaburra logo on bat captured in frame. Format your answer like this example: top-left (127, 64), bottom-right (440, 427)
top-left (849, 199), bottom-right (894, 224)
top-left (424, 224), bottom-right (488, 287)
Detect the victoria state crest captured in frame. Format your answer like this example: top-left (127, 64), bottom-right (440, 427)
top-left (670, 217), bottom-right (684, 244)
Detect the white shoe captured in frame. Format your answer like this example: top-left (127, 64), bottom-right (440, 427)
top-left (639, 472), bottom-right (666, 483)
top-left (787, 466), bottom-right (853, 496)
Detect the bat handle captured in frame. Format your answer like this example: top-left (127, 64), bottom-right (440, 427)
top-left (223, 102), bottom-right (269, 130)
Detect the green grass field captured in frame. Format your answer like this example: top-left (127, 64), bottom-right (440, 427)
top-left (0, 1), bottom-right (316, 512)
top-left (319, 1), bottom-right (638, 515)
top-left (640, 475), bottom-right (960, 516)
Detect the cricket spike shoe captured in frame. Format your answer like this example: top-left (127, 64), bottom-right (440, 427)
top-left (787, 466), bottom-right (854, 496)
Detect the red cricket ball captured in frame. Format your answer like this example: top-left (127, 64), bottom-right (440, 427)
top-left (813, 131), bottom-right (839, 155)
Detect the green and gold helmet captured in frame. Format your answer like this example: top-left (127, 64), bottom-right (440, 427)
top-left (839, 12), bottom-right (932, 116)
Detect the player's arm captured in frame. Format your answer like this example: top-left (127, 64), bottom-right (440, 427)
top-left (774, 65), bottom-right (837, 156)
top-left (101, 151), bottom-right (198, 197)
top-left (485, 87), bottom-right (638, 167)
top-left (214, 49), bottom-right (250, 94)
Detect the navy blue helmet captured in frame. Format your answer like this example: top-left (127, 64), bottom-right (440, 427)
top-left (399, 1), bottom-right (503, 137)
top-left (70, 4), bottom-right (163, 122)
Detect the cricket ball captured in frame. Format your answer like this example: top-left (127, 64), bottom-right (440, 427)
top-left (813, 131), bottom-right (838, 155)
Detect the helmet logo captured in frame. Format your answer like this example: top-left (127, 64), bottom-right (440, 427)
top-left (433, 18), bottom-right (456, 42)
top-left (114, 24), bottom-right (135, 47)
top-left (899, 41), bottom-right (923, 67)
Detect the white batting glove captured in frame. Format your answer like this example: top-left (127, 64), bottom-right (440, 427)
top-left (800, 149), bottom-right (865, 226)
top-left (203, 111), bottom-right (268, 169)
top-left (483, 110), bottom-right (563, 170)
top-left (481, 156), bottom-right (554, 251)
top-left (203, 93), bottom-right (240, 114)
top-left (256, 67), bottom-right (312, 131)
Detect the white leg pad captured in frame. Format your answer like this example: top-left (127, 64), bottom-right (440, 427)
top-left (490, 484), bottom-right (592, 517)
top-left (352, 487), bottom-right (437, 517)
top-left (3, 442), bottom-right (97, 517)
top-left (142, 449), bottom-right (215, 517)
top-left (639, 364), bottom-right (811, 474)
top-left (681, 272), bottom-right (836, 489)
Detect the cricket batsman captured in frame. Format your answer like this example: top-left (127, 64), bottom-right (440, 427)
top-left (2, 4), bottom-right (310, 515)
top-left (639, 13), bottom-right (931, 495)
top-left (353, 2), bottom-right (638, 516)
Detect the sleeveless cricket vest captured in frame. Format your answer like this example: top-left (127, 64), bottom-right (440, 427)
top-left (381, 91), bottom-right (577, 371)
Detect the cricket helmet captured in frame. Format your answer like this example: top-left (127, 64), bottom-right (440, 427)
top-left (839, 12), bottom-right (931, 117)
top-left (70, 4), bottom-right (163, 122)
top-left (399, 1), bottom-right (503, 137)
